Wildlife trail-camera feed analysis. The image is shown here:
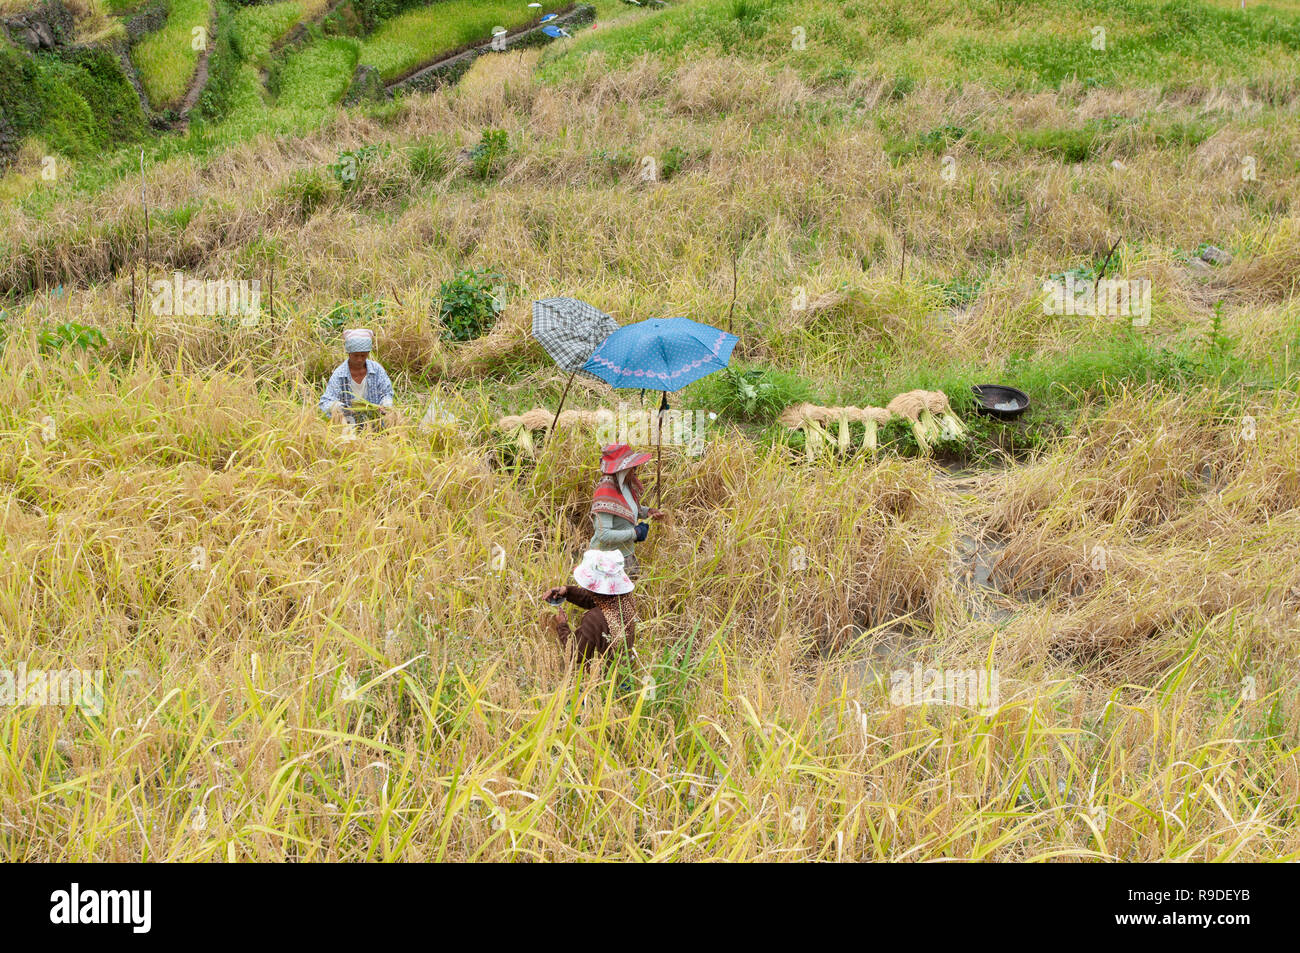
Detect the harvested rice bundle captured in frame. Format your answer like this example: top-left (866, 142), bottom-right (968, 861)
top-left (496, 412), bottom-right (540, 457)
top-left (502, 423), bottom-right (536, 457)
top-left (496, 406), bottom-right (614, 458)
top-left (783, 404), bottom-right (896, 456)
top-left (922, 391), bottom-right (967, 441)
top-left (778, 403), bottom-right (835, 460)
top-left (777, 402), bottom-right (818, 428)
top-left (886, 391), bottom-right (936, 451)
top-left (849, 406), bottom-right (892, 452)
top-left (557, 410), bottom-right (591, 427)
top-left (346, 397), bottom-right (386, 424)
top-left (805, 418), bottom-right (835, 460)
top-left (824, 406), bottom-right (853, 452)
top-left (805, 407), bottom-right (837, 460)
top-left (518, 408), bottom-right (554, 430)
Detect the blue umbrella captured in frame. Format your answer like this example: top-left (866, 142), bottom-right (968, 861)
top-left (582, 317), bottom-right (738, 504)
top-left (581, 317), bottom-right (737, 392)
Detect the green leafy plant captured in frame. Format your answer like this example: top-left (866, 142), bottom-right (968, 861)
top-left (934, 275), bottom-right (983, 309)
top-left (468, 129), bottom-right (510, 181)
top-left (1205, 299), bottom-right (1235, 358)
top-left (38, 322), bottom-right (107, 353)
top-left (280, 168), bottom-right (333, 219)
top-left (659, 144), bottom-right (690, 181)
top-left (330, 145), bottom-right (381, 190)
top-left (408, 138), bottom-right (454, 182)
top-left (438, 269), bottom-right (507, 342)
top-left (694, 366), bottom-right (812, 425)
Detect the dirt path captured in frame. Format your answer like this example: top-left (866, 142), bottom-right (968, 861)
top-left (174, 7), bottom-right (218, 128)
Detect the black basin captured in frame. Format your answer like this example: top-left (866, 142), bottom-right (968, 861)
top-left (971, 384), bottom-right (1030, 420)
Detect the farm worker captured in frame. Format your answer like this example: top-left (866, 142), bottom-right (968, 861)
top-left (589, 443), bottom-right (664, 579)
top-left (540, 549), bottom-right (637, 663)
top-left (318, 328), bottom-right (398, 427)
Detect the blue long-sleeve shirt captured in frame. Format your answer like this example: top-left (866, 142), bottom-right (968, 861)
top-left (318, 359), bottom-right (394, 416)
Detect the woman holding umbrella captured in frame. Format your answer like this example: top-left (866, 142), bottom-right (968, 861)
top-left (590, 443), bottom-right (664, 579)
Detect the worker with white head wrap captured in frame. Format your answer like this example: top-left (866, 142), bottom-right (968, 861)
top-left (318, 328), bottom-right (397, 426)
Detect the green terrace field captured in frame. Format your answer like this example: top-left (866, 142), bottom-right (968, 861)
top-left (229, 0), bottom-right (322, 63)
top-left (130, 0), bottom-right (213, 110)
top-left (358, 0), bottom-right (571, 80)
top-left (2, 0), bottom-right (1300, 862)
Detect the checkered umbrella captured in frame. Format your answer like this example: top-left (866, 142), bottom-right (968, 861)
top-left (532, 298), bottom-right (618, 375)
top-left (531, 297), bottom-right (621, 428)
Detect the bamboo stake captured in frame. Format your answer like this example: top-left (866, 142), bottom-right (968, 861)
top-left (726, 243), bottom-right (738, 334)
top-left (140, 150), bottom-right (150, 286)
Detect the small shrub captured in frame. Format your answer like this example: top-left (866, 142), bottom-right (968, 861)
top-left (1016, 126), bottom-right (1096, 163)
top-left (468, 129), bottom-right (510, 181)
top-left (408, 138), bottom-right (454, 182)
top-left (438, 269), bottom-right (506, 342)
top-left (330, 144), bottom-right (381, 190)
top-left (280, 168), bottom-right (333, 219)
top-left (38, 321), bottom-right (106, 353)
top-left (659, 145), bottom-right (686, 180)
top-left (693, 366), bottom-right (813, 425)
top-left (934, 276), bottom-right (983, 309)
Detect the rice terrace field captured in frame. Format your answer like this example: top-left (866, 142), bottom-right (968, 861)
top-left (2, 0), bottom-right (1300, 867)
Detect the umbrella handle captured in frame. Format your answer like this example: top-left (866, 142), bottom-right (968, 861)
top-left (550, 369), bottom-right (579, 434)
top-left (656, 392), bottom-right (668, 509)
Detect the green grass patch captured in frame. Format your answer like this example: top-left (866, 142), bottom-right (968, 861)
top-left (357, 0), bottom-right (570, 81)
top-left (0, 44), bottom-right (146, 161)
top-left (274, 35), bottom-right (359, 110)
top-left (231, 0), bottom-right (307, 64)
top-left (132, 0), bottom-right (214, 110)
top-left (544, 0), bottom-right (1300, 91)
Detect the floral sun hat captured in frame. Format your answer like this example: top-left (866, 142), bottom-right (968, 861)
top-left (573, 549), bottom-right (634, 596)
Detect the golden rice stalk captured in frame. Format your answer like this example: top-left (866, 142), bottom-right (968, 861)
top-left (497, 414), bottom-right (525, 430)
top-left (803, 418), bottom-right (820, 461)
top-left (347, 397), bottom-right (386, 424)
top-left (922, 390), bottom-right (967, 440)
top-left (858, 406), bottom-right (891, 453)
top-left (519, 408), bottom-right (554, 430)
top-left (829, 407), bottom-right (851, 453)
top-left (885, 392), bottom-right (925, 420)
top-left (807, 419), bottom-right (834, 460)
top-left (515, 425), bottom-right (535, 458)
top-left (886, 391), bottom-right (933, 452)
